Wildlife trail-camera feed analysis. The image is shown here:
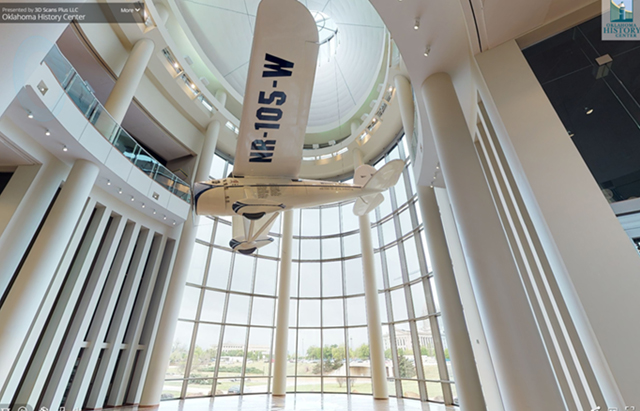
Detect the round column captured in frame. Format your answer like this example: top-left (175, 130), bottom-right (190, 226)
top-left (104, 38), bottom-right (155, 124)
top-left (140, 121), bottom-right (220, 405)
top-left (350, 121), bottom-right (360, 136)
top-left (0, 160), bottom-right (67, 297)
top-left (417, 185), bottom-right (486, 411)
top-left (0, 159), bottom-right (99, 386)
top-left (421, 72), bottom-right (565, 410)
top-left (215, 89), bottom-right (227, 108)
top-left (353, 149), bottom-right (388, 400)
top-left (393, 75), bottom-right (414, 138)
top-left (272, 209), bottom-right (294, 396)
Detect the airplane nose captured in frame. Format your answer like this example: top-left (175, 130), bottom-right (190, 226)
top-left (193, 182), bottom-right (225, 216)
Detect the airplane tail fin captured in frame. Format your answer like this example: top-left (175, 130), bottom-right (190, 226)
top-left (354, 164), bottom-right (377, 186)
top-left (363, 159), bottom-right (405, 192)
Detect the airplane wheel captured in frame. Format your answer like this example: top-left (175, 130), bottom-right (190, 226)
top-left (243, 212), bottom-right (266, 220)
top-left (238, 248), bottom-right (257, 255)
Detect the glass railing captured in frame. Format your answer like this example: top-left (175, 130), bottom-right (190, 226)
top-left (43, 45), bottom-right (191, 203)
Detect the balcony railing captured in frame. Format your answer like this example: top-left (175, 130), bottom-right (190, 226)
top-left (43, 45), bottom-right (191, 203)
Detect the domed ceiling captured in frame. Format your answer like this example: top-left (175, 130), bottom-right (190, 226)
top-left (175, 0), bottom-right (386, 132)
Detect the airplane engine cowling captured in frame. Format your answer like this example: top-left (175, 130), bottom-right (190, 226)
top-left (193, 182), bottom-right (226, 216)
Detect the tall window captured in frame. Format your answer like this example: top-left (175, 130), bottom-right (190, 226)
top-left (163, 136), bottom-right (457, 404)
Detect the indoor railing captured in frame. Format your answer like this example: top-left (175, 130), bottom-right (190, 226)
top-left (43, 45), bottom-right (191, 203)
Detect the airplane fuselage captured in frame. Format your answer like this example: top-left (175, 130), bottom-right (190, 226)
top-left (193, 177), bottom-right (376, 217)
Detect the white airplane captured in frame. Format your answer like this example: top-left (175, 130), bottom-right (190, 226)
top-left (193, 0), bottom-right (404, 255)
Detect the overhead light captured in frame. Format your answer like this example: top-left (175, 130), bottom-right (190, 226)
top-left (62, 145), bottom-right (68, 152)
top-left (424, 46), bottom-right (431, 57)
top-left (27, 111), bottom-right (33, 119)
top-left (585, 107), bottom-right (594, 115)
top-left (153, 209), bottom-right (157, 215)
top-left (414, 19), bottom-right (420, 30)
top-left (142, 203), bottom-right (146, 208)
top-left (173, 220), bottom-right (176, 225)
top-left (107, 179), bottom-right (111, 186)
top-left (118, 187), bottom-right (123, 194)
top-left (131, 196), bottom-right (135, 202)
top-left (44, 129), bottom-right (51, 136)
top-left (568, 130), bottom-right (575, 137)
top-left (163, 215), bottom-right (167, 220)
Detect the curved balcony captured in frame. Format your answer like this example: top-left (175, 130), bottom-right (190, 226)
top-left (43, 45), bottom-right (191, 203)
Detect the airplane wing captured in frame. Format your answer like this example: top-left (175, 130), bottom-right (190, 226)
top-left (232, 0), bottom-right (319, 179)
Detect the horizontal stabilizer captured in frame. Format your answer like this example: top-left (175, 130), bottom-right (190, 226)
top-left (354, 164), bottom-right (376, 186)
top-left (363, 159), bottom-right (405, 192)
top-left (353, 193), bottom-right (384, 216)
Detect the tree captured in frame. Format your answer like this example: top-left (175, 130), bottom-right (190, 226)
top-left (353, 343), bottom-right (370, 360)
top-left (397, 355), bottom-right (416, 378)
top-left (306, 346), bottom-right (322, 360)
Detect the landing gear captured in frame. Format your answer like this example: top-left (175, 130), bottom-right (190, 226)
top-left (243, 212), bottom-right (266, 220)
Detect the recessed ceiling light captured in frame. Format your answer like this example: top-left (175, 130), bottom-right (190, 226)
top-left (163, 215), bottom-right (167, 220)
top-left (107, 179), bottom-right (111, 186)
top-left (568, 130), bottom-right (575, 137)
top-left (414, 19), bottom-right (420, 30)
top-left (44, 130), bottom-right (51, 136)
top-left (131, 196), bottom-right (135, 202)
top-left (585, 107), bottom-right (594, 115)
top-left (62, 145), bottom-right (68, 152)
top-left (118, 187), bottom-right (123, 194)
top-left (424, 46), bottom-right (431, 57)
top-left (153, 209), bottom-right (157, 215)
top-left (173, 220), bottom-right (176, 225)
top-left (27, 111), bottom-right (33, 119)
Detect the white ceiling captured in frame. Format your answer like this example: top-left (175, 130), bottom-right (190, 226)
top-left (175, 0), bottom-right (386, 129)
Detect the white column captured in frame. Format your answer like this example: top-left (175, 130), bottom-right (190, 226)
top-left (0, 165), bottom-right (39, 235)
top-left (417, 185), bottom-right (486, 411)
top-left (476, 40), bottom-right (640, 409)
top-left (393, 75), bottom-right (414, 138)
top-left (353, 149), bottom-right (388, 400)
top-left (140, 121), bottom-right (220, 405)
top-left (421, 72), bottom-right (565, 410)
top-left (434, 187), bottom-right (505, 411)
top-left (104, 38), bottom-right (155, 124)
top-left (0, 160), bottom-right (67, 297)
top-left (272, 209), bottom-right (294, 396)
top-left (350, 120), bottom-right (360, 136)
top-left (0, 159), bottom-right (99, 386)
top-left (215, 89), bottom-right (227, 108)
top-left (395, 73), bottom-right (486, 409)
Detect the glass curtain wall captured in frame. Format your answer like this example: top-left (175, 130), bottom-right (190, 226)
top-left (162, 136), bottom-right (457, 404)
